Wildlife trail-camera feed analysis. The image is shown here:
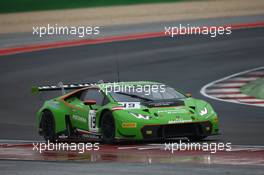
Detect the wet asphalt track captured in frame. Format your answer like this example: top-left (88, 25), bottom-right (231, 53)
top-left (0, 27), bottom-right (264, 175)
top-left (0, 160), bottom-right (263, 175)
top-left (0, 27), bottom-right (264, 145)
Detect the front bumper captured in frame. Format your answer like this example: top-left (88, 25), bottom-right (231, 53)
top-left (117, 120), bottom-right (218, 140)
top-left (141, 121), bottom-right (213, 140)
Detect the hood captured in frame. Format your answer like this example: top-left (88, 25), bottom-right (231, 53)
top-left (117, 97), bottom-right (211, 120)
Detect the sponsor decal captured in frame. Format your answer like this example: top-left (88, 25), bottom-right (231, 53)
top-left (82, 134), bottom-right (100, 139)
top-left (168, 118), bottom-right (193, 124)
top-left (119, 102), bottom-right (141, 109)
top-left (73, 115), bottom-right (86, 123)
top-left (200, 107), bottom-right (208, 116)
top-left (122, 122), bottom-right (137, 128)
top-left (157, 107), bottom-right (188, 114)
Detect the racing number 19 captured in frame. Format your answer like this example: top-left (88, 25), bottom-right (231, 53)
top-left (88, 110), bottom-right (97, 132)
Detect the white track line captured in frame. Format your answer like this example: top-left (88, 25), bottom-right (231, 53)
top-left (255, 104), bottom-right (264, 107)
top-left (247, 71), bottom-right (264, 75)
top-left (200, 66), bottom-right (264, 107)
top-left (206, 88), bottom-right (240, 93)
top-left (228, 77), bottom-right (259, 81)
top-left (211, 83), bottom-right (246, 87)
top-left (238, 99), bottom-right (264, 102)
top-left (117, 146), bottom-right (139, 150)
top-left (138, 146), bottom-right (161, 150)
top-left (212, 94), bottom-right (249, 98)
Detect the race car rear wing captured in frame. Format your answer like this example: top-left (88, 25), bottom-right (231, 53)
top-left (31, 82), bottom-right (99, 95)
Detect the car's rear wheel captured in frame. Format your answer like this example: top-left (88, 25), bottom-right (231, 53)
top-left (41, 110), bottom-right (57, 142)
top-left (101, 111), bottom-right (115, 144)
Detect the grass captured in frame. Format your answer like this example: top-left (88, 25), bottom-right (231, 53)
top-left (240, 78), bottom-right (264, 99)
top-left (0, 0), bottom-right (188, 14)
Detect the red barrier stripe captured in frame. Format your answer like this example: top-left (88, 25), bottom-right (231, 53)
top-left (243, 101), bottom-right (264, 104)
top-left (220, 96), bottom-right (256, 100)
top-left (207, 92), bottom-right (241, 95)
top-left (207, 86), bottom-right (242, 89)
top-left (0, 22), bottom-right (263, 56)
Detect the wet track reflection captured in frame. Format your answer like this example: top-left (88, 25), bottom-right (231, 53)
top-left (0, 141), bottom-right (263, 166)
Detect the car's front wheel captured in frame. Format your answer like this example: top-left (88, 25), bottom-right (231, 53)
top-left (101, 111), bottom-right (115, 144)
top-left (41, 110), bottom-right (57, 142)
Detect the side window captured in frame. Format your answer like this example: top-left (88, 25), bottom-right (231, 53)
top-left (81, 89), bottom-right (106, 106)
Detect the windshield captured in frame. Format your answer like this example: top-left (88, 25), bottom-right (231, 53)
top-left (109, 85), bottom-right (186, 102)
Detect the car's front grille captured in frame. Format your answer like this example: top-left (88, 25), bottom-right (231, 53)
top-left (163, 123), bottom-right (198, 137)
top-left (141, 121), bottom-right (212, 140)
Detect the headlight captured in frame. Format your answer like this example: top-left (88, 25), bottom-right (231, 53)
top-left (128, 112), bottom-right (150, 120)
top-left (199, 107), bottom-right (208, 116)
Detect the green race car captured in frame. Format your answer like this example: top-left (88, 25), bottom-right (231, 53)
top-left (33, 81), bottom-right (219, 143)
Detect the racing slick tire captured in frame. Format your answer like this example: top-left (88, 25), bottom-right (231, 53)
top-left (41, 110), bottom-right (57, 142)
top-left (101, 111), bottom-right (115, 144)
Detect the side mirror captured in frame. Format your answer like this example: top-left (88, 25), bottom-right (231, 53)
top-left (83, 99), bottom-right (96, 106)
top-left (186, 93), bottom-right (192, 97)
